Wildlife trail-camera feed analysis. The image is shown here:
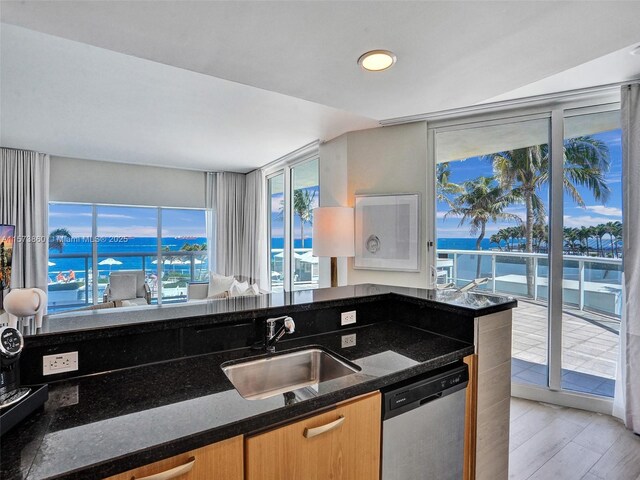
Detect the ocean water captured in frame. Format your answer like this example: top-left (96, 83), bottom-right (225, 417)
top-left (48, 236), bottom-right (620, 286)
top-left (48, 237), bottom-right (208, 281)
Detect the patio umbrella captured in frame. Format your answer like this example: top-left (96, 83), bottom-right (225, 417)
top-left (48, 261), bottom-right (56, 266)
top-left (299, 251), bottom-right (319, 264)
top-left (99, 257), bottom-right (122, 272)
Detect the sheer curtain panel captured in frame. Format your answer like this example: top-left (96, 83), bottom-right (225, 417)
top-left (0, 148), bottom-right (50, 293)
top-left (242, 169), bottom-right (267, 288)
top-left (214, 172), bottom-right (246, 278)
top-left (615, 84), bottom-right (640, 433)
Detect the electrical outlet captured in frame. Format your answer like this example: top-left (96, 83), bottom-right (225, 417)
top-left (49, 384), bottom-right (80, 407)
top-left (43, 351), bottom-right (78, 376)
top-left (341, 333), bottom-right (357, 348)
top-left (341, 310), bottom-right (356, 326)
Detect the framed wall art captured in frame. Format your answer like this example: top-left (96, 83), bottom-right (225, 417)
top-left (354, 193), bottom-right (420, 271)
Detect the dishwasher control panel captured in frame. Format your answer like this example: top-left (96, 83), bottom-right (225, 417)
top-left (382, 363), bottom-right (468, 420)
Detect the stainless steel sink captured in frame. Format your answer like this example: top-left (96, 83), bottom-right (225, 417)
top-left (221, 348), bottom-right (360, 400)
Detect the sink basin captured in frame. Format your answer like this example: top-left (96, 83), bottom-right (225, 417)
top-left (221, 348), bottom-right (360, 400)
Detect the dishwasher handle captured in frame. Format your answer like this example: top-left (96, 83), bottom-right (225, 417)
top-left (419, 391), bottom-right (443, 406)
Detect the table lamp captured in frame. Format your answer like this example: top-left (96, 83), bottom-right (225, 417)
top-left (312, 207), bottom-right (355, 287)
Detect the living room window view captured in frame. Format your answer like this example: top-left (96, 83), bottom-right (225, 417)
top-left (1, 3), bottom-right (639, 480)
top-left (47, 203), bottom-right (208, 312)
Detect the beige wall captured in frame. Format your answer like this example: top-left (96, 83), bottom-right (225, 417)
top-left (49, 156), bottom-right (206, 208)
top-left (320, 122), bottom-right (430, 288)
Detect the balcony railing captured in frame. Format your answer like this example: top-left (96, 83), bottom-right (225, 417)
top-left (438, 249), bottom-right (622, 318)
top-left (48, 250), bottom-right (209, 312)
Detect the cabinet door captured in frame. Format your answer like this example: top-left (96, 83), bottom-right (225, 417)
top-left (103, 435), bottom-right (243, 480)
top-left (245, 392), bottom-right (381, 480)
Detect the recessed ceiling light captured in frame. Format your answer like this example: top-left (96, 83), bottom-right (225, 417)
top-left (358, 50), bottom-right (396, 72)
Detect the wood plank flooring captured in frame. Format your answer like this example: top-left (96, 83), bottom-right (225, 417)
top-left (509, 398), bottom-right (640, 480)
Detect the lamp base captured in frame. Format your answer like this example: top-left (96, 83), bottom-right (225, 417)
top-left (330, 257), bottom-right (338, 288)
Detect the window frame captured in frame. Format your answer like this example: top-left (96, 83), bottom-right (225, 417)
top-left (263, 142), bottom-right (320, 292)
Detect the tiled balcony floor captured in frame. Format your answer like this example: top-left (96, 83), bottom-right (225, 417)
top-left (512, 300), bottom-right (619, 397)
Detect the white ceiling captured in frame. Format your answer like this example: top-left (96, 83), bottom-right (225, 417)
top-left (1, 1), bottom-right (640, 172)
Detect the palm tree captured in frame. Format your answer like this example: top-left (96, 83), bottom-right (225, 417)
top-left (293, 188), bottom-right (316, 248)
top-left (604, 221), bottom-right (622, 257)
top-left (446, 176), bottom-right (522, 276)
top-left (490, 138), bottom-right (609, 255)
top-left (489, 233), bottom-right (503, 251)
top-left (437, 162), bottom-right (463, 207)
top-left (49, 228), bottom-right (72, 253)
top-left (488, 136), bottom-right (610, 295)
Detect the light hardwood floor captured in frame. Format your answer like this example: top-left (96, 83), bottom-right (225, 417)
top-left (509, 397), bottom-right (640, 480)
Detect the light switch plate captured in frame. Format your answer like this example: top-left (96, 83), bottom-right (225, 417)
top-left (43, 351), bottom-right (78, 375)
top-left (341, 311), bottom-right (356, 326)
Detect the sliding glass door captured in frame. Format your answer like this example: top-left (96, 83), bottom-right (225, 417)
top-left (266, 157), bottom-right (320, 292)
top-left (268, 173), bottom-right (285, 292)
top-left (435, 115), bottom-right (551, 389)
top-left (433, 102), bottom-right (622, 405)
top-left (560, 107), bottom-right (622, 397)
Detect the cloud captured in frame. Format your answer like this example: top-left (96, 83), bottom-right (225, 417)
top-left (563, 215), bottom-right (618, 228)
top-left (436, 211), bottom-right (448, 219)
top-left (584, 205), bottom-right (622, 217)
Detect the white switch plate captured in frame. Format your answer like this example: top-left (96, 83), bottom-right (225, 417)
top-left (341, 310), bottom-right (356, 326)
top-left (43, 351), bottom-right (78, 375)
top-left (341, 333), bottom-right (357, 348)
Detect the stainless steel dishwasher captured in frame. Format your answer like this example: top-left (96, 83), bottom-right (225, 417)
top-left (381, 363), bottom-right (469, 480)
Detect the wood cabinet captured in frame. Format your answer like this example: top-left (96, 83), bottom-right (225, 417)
top-left (470, 310), bottom-right (513, 480)
top-left (245, 392), bottom-right (381, 480)
top-left (103, 435), bottom-right (243, 480)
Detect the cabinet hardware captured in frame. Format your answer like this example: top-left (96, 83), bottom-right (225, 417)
top-left (303, 415), bottom-right (345, 438)
top-left (132, 457), bottom-right (195, 480)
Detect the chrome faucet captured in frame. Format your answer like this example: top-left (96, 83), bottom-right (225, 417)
top-left (265, 316), bottom-right (295, 352)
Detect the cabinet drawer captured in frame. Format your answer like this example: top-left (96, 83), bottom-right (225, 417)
top-left (245, 392), bottom-right (381, 480)
top-left (103, 435), bottom-right (243, 480)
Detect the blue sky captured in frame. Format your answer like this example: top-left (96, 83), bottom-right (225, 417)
top-left (436, 129), bottom-right (622, 240)
top-left (49, 204), bottom-right (206, 238)
top-left (49, 132), bottom-right (622, 244)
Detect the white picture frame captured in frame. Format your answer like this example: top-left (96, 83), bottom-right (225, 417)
top-left (354, 193), bottom-right (420, 271)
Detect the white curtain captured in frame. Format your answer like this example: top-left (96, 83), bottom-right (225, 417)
top-left (614, 84), bottom-right (640, 433)
top-left (208, 170), bottom-right (268, 288)
top-left (213, 172), bottom-right (246, 278)
top-left (242, 169), bottom-right (268, 288)
top-left (0, 148), bottom-right (50, 293)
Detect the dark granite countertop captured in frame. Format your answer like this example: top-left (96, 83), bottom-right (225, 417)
top-left (2, 320), bottom-right (474, 480)
top-left (29, 284), bottom-right (516, 345)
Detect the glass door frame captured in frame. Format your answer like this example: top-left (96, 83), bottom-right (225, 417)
top-left (263, 142), bottom-right (320, 292)
top-left (427, 94), bottom-right (621, 414)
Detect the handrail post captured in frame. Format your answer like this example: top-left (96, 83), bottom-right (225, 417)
top-left (578, 259), bottom-right (585, 311)
top-left (491, 254), bottom-right (496, 293)
top-left (190, 252), bottom-right (195, 282)
top-left (533, 256), bottom-right (538, 301)
top-left (452, 253), bottom-right (458, 285)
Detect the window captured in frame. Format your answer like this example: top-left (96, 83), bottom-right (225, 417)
top-left (291, 159), bottom-right (319, 290)
top-left (48, 203), bottom-right (94, 311)
top-left (161, 208), bottom-right (208, 303)
top-left (266, 153), bottom-right (320, 292)
top-left (48, 203), bottom-right (209, 312)
top-left (268, 174), bottom-right (285, 292)
top-left (432, 102), bottom-right (623, 402)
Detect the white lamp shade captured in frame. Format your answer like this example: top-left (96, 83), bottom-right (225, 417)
top-left (312, 207), bottom-right (355, 257)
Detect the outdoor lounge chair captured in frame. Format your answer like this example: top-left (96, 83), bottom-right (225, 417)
top-left (103, 270), bottom-right (151, 305)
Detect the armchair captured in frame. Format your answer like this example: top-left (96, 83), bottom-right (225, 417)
top-left (103, 270), bottom-right (151, 305)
